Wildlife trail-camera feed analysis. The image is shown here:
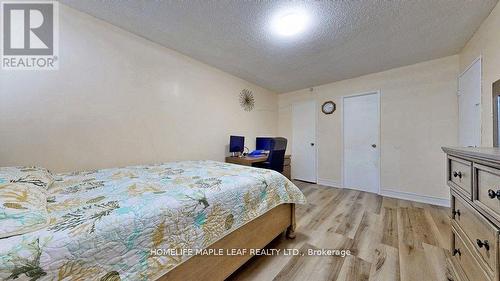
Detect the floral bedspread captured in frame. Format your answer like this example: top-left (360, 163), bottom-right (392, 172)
top-left (0, 160), bottom-right (306, 280)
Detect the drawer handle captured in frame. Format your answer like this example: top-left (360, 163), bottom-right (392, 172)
top-left (453, 248), bottom-right (461, 256)
top-left (453, 171), bottom-right (463, 178)
top-left (487, 189), bottom-right (500, 199)
top-left (452, 209), bottom-right (461, 217)
top-left (476, 239), bottom-right (490, 251)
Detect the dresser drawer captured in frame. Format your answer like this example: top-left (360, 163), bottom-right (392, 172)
top-left (475, 163), bottom-right (500, 223)
top-left (448, 156), bottom-right (472, 198)
top-left (452, 194), bottom-right (499, 277)
top-left (283, 157), bottom-right (291, 166)
top-left (452, 227), bottom-right (492, 281)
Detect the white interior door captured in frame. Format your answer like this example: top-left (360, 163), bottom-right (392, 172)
top-left (292, 100), bottom-right (317, 182)
top-left (343, 92), bottom-right (380, 193)
top-left (458, 57), bottom-right (481, 147)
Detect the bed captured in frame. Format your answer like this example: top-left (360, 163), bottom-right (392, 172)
top-left (0, 160), bottom-right (306, 281)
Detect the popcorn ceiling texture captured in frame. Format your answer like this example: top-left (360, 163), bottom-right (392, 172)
top-left (61, 0), bottom-right (497, 93)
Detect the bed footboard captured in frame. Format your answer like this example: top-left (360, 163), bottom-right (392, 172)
top-left (156, 203), bottom-right (295, 281)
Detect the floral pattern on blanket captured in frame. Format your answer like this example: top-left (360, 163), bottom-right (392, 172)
top-left (0, 160), bottom-right (306, 281)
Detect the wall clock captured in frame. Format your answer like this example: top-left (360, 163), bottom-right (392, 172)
top-left (321, 101), bottom-right (336, 114)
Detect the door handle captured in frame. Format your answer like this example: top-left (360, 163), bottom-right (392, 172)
top-left (310, 143), bottom-right (315, 146)
top-left (371, 144), bottom-right (377, 148)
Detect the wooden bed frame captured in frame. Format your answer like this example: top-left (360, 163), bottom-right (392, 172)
top-left (157, 203), bottom-right (296, 281)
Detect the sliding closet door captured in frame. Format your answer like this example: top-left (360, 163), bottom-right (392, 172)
top-left (458, 58), bottom-right (481, 147)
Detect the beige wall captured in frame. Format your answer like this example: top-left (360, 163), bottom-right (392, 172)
top-left (0, 5), bottom-right (278, 172)
top-left (279, 55), bottom-right (459, 200)
top-left (460, 1), bottom-right (500, 146)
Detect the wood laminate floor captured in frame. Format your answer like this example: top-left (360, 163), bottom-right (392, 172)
top-left (228, 181), bottom-right (454, 281)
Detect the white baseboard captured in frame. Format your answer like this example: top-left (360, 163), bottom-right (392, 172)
top-left (380, 189), bottom-right (450, 207)
top-left (310, 180), bottom-right (450, 207)
top-left (316, 178), bottom-right (341, 188)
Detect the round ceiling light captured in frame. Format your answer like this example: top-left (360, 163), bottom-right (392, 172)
top-left (272, 10), bottom-right (309, 37)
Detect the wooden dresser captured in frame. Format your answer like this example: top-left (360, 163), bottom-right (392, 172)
top-left (443, 147), bottom-right (500, 281)
top-left (282, 155), bottom-right (291, 179)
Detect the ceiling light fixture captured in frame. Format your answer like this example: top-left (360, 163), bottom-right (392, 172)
top-left (272, 10), bottom-right (309, 37)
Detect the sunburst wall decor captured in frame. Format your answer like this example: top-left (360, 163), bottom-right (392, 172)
top-left (239, 89), bottom-right (255, 111)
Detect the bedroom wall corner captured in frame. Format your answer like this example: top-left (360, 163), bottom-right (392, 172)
top-left (0, 4), bottom-right (279, 172)
top-left (278, 55), bottom-right (459, 202)
top-left (459, 0), bottom-right (500, 147)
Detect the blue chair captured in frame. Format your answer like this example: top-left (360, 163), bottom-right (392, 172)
top-left (253, 137), bottom-right (287, 173)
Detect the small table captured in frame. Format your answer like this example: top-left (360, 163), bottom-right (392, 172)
top-left (225, 155), bottom-right (292, 180)
top-left (225, 155), bottom-right (268, 166)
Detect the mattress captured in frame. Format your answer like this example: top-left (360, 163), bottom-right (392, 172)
top-left (0, 160), bottom-right (306, 280)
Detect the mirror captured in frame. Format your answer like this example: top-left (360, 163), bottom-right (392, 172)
top-left (493, 79), bottom-right (500, 147)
